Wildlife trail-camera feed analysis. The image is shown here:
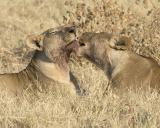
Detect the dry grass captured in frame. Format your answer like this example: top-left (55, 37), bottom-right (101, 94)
top-left (0, 0), bottom-right (160, 128)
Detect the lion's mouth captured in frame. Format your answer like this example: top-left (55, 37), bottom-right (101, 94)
top-left (65, 40), bottom-right (79, 56)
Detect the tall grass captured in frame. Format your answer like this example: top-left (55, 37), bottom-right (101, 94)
top-left (0, 0), bottom-right (160, 127)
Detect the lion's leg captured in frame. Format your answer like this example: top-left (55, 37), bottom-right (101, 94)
top-left (59, 78), bottom-right (77, 95)
top-left (69, 72), bottom-right (83, 95)
top-left (55, 71), bottom-right (82, 96)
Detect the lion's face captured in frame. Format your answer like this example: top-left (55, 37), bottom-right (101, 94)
top-left (77, 32), bottom-right (132, 59)
top-left (26, 25), bottom-right (78, 64)
top-left (43, 25), bottom-right (77, 57)
top-left (76, 33), bottom-right (94, 58)
top-left (43, 25), bottom-right (77, 45)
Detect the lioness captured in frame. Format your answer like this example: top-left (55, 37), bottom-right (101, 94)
top-left (77, 32), bottom-right (160, 91)
top-left (0, 25), bottom-right (81, 95)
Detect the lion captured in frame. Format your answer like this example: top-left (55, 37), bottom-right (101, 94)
top-left (0, 25), bottom-right (82, 95)
top-left (76, 32), bottom-right (160, 92)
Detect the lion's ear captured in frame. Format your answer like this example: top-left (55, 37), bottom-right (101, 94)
top-left (26, 34), bottom-right (44, 51)
top-left (109, 36), bottom-right (132, 50)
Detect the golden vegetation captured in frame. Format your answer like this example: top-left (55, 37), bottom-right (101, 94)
top-left (64, 0), bottom-right (160, 64)
top-left (0, 0), bottom-right (160, 127)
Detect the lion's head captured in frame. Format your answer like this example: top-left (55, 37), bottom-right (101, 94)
top-left (26, 25), bottom-right (78, 62)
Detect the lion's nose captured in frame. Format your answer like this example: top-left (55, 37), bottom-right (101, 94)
top-left (67, 26), bottom-right (78, 39)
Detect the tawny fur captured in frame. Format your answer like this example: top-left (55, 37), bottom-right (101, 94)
top-left (0, 26), bottom-right (81, 95)
top-left (77, 32), bottom-right (160, 92)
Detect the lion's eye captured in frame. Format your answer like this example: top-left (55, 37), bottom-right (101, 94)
top-left (80, 42), bottom-right (86, 46)
top-left (50, 31), bottom-right (56, 34)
